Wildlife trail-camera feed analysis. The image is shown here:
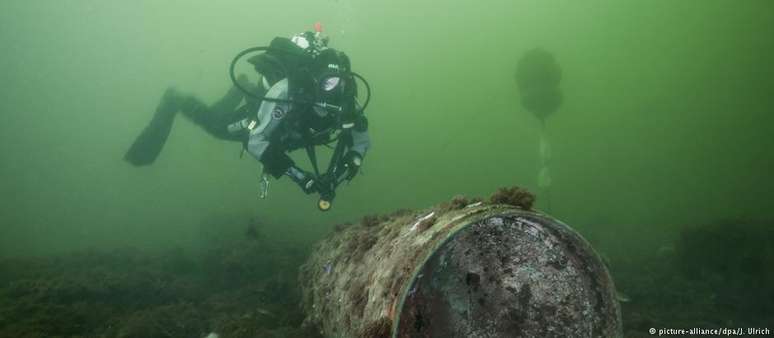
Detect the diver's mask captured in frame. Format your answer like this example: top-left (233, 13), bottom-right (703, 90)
top-left (311, 54), bottom-right (358, 127)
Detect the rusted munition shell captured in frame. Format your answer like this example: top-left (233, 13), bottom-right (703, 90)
top-left (299, 203), bottom-right (622, 338)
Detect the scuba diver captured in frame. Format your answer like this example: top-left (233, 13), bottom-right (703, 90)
top-left (124, 24), bottom-right (371, 211)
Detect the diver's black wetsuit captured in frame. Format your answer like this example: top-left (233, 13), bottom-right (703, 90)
top-left (124, 76), bottom-right (262, 164)
top-left (179, 77), bottom-right (264, 143)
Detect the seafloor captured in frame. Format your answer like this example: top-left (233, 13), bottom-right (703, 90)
top-left (0, 216), bottom-right (771, 337)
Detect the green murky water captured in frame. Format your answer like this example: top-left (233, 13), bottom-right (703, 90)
top-left (1, 1), bottom-right (772, 336)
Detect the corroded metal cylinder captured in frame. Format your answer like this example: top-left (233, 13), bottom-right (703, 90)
top-left (300, 196), bottom-right (622, 337)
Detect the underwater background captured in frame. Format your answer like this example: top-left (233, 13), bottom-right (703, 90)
top-left (1, 0), bottom-right (773, 336)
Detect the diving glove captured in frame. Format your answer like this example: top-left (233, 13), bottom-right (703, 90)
top-left (285, 166), bottom-right (318, 194)
top-left (340, 151), bottom-right (362, 181)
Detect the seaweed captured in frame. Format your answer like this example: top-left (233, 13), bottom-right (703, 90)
top-left (360, 214), bottom-right (380, 227)
top-left (489, 186), bottom-right (535, 210)
top-left (359, 317), bottom-right (392, 338)
top-left (417, 215), bottom-right (437, 232)
top-left (0, 233), bottom-right (314, 338)
top-left (348, 280), bottom-right (369, 318)
top-left (612, 218), bottom-right (774, 335)
top-left (333, 222), bottom-right (352, 232)
top-left (438, 194), bottom-right (470, 213)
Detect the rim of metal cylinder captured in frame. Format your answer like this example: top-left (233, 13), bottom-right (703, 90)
top-left (390, 207), bottom-right (536, 337)
top-left (391, 207), bottom-right (621, 337)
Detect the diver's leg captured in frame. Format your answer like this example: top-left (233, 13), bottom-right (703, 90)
top-left (177, 93), bottom-right (238, 140)
top-left (181, 75), bottom-right (265, 141)
top-left (124, 88), bottom-right (181, 166)
top-left (124, 81), bottom-right (255, 166)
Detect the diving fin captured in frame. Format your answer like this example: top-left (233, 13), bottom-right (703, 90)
top-left (124, 88), bottom-right (181, 166)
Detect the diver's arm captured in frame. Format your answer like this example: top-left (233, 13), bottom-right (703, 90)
top-left (253, 141), bottom-right (318, 194)
top-left (349, 115), bottom-right (370, 159)
top-left (244, 79), bottom-right (318, 194)
top-left (335, 115), bottom-right (370, 182)
top-left (245, 78), bottom-right (292, 176)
